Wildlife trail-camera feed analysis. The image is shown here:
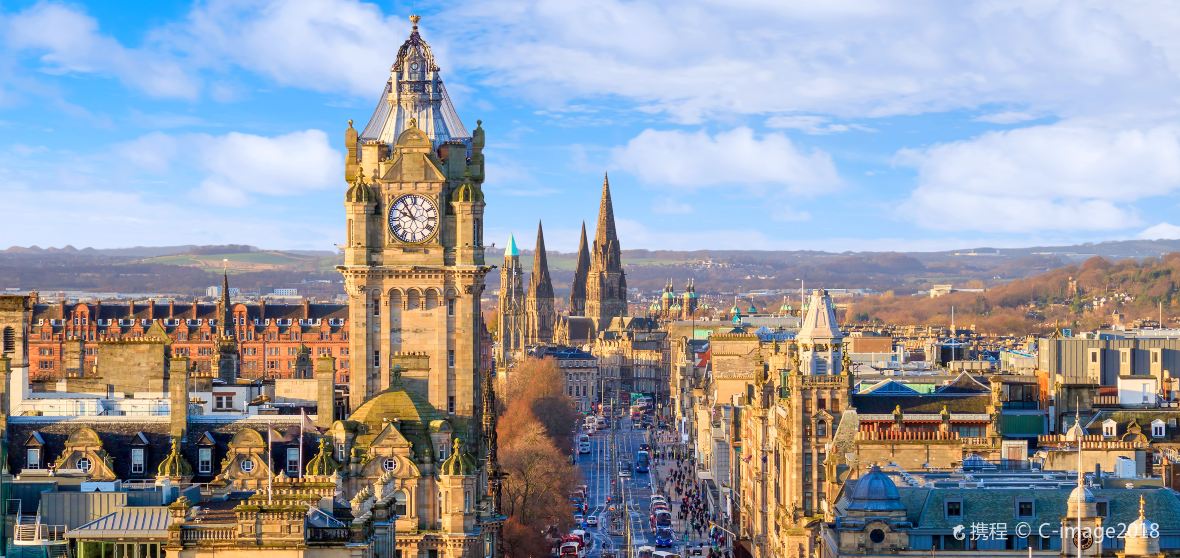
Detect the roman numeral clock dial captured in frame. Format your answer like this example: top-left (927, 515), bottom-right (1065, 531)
top-left (388, 194), bottom-right (439, 244)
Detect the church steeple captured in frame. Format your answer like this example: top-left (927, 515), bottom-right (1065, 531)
top-left (570, 221), bottom-right (590, 316)
top-left (497, 234), bottom-right (524, 364)
top-left (585, 172), bottom-right (628, 329)
top-left (219, 264), bottom-right (233, 340)
top-left (594, 173), bottom-right (621, 269)
top-left (522, 221), bottom-right (555, 345)
top-left (528, 222), bottom-right (554, 300)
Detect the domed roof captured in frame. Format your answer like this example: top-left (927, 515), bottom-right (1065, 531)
top-left (439, 438), bottom-right (477, 477)
top-left (345, 169), bottom-right (377, 204)
top-left (350, 383), bottom-right (439, 427)
top-left (845, 465), bottom-right (905, 512)
top-left (349, 379), bottom-right (440, 457)
top-left (1125, 495), bottom-right (1161, 555)
top-left (305, 437), bottom-right (341, 476)
top-left (452, 179), bottom-right (483, 203)
top-left (1069, 484), bottom-right (1096, 504)
top-left (156, 438), bottom-right (193, 479)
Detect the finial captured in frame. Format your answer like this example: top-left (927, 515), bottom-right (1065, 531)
top-left (408, 116), bottom-right (418, 129)
top-left (410, 14), bottom-right (420, 28)
top-left (476, 119), bottom-right (482, 127)
top-left (1139, 494), bottom-right (1146, 519)
top-left (357, 166), bottom-right (365, 183)
top-left (452, 437), bottom-right (462, 453)
top-left (347, 119), bottom-right (353, 129)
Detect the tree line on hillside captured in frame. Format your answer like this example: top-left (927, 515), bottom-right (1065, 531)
top-left (847, 254), bottom-right (1180, 334)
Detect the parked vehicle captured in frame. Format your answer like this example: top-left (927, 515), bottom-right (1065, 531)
top-left (654, 527), bottom-right (674, 547)
top-left (578, 434), bottom-right (591, 454)
top-left (637, 546), bottom-right (656, 558)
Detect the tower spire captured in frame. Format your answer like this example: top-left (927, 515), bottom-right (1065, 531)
top-left (595, 172), bottom-right (619, 255)
top-left (529, 222), bottom-right (554, 299)
top-left (220, 260), bottom-right (233, 340)
top-left (570, 221), bottom-right (590, 316)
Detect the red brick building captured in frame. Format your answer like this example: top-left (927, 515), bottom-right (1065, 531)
top-left (23, 292), bottom-right (350, 383)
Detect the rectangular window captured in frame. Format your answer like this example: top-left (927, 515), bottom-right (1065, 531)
top-left (448, 350), bottom-right (455, 368)
top-left (1091, 352), bottom-right (1098, 363)
top-left (447, 298), bottom-right (456, 317)
top-left (946, 500), bottom-right (962, 517)
top-left (448, 396), bottom-right (456, 414)
top-left (287, 447), bottom-right (300, 475)
top-left (131, 448), bottom-right (145, 474)
top-left (198, 448), bottom-right (212, 474)
top-left (27, 448), bottom-right (40, 469)
top-left (1017, 500), bottom-right (1034, 518)
top-left (373, 351), bottom-right (380, 368)
top-left (214, 394), bottom-right (233, 410)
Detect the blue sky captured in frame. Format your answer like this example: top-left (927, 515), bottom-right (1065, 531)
top-left (4, 1), bottom-right (1180, 253)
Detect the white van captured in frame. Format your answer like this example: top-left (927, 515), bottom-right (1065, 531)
top-left (578, 434), bottom-right (591, 454)
top-left (653, 552), bottom-right (682, 558)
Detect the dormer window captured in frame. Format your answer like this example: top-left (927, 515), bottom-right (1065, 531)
top-left (1102, 419), bottom-right (1117, 437)
top-left (945, 499), bottom-right (962, 518)
top-left (1152, 419), bottom-right (1165, 438)
top-left (26, 448), bottom-right (40, 469)
top-left (77, 457), bottom-right (92, 472)
top-left (240, 458), bottom-right (255, 472)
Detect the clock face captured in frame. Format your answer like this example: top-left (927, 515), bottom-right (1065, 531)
top-left (388, 194), bottom-right (439, 243)
top-left (411, 62), bottom-right (419, 71)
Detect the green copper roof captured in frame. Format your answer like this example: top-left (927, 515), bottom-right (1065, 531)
top-left (506, 234), bottom-right (519, 257)
top-left (156, 438), bottom-right (192, 479)
top-left (439, 437), bottom-right (477, 477)
top-left (305, 437), bottom-right (341, 476)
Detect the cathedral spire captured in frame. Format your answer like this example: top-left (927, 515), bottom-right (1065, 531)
top-left (528, 222), bottom-right (554, 299)
top-left (594, 172), bottom-right (620, 261)
top-left (570, 221), bottom-right (590, 316)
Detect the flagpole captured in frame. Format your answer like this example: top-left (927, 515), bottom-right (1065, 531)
top-left (268, 418), bottom-right (273, 504)
top-left (299, 407), bottom-right (305, 478)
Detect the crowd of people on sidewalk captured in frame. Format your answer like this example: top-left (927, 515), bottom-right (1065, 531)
top-left (650, 429), bottom-right (733, 558)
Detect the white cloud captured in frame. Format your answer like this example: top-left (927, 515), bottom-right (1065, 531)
top-left (899, 121), bottom-right (1180, 232)
top-left (766, 115), bottom-right (872, 134)
top-left (1139, 222), bottom-right (1180, 240)
top-left (162, 0), bottom-right (402, 98)
top-left (611, 127), bottom-right (840, 194)
top-left (115, 129), bottom-right (342, 206)
top-left (4, 2), bottom-right (197, 99)
top-left (436, 1), bottom-right (1180, 122)
top-left (972, 111), bottom-right (1045, 125)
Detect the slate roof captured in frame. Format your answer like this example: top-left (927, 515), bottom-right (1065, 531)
top-left (5, 418), bottom-right (318, 482)
top-left (851, 394), bottom-right (990, 414)
top-left (909, 487), bottom-right (1180, 532)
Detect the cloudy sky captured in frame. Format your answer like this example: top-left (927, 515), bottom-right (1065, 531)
top-left (3, 0), bottom-right (1180, 252)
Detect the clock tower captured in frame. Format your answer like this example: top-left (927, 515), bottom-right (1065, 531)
top-left (339, 16), bottom-right (489, 437)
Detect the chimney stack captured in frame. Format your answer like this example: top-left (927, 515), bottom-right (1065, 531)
top-left (315, 356), bottom-right (337, 429)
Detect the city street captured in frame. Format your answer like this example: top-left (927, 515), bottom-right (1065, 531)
top-left (574, 417), bottom-right (700, 558)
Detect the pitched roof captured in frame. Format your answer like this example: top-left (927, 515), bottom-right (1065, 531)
top-left (67, 507), bottom-right (171, 540)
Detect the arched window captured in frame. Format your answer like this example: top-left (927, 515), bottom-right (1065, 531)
top-left (816, 420), bottom-right (827, 438)
top-left (425, 290), bottom-right (439, 310)
top-left (393, 490), bottom-right (408, 517)
top-left (2, 326), bottom-right (14, 354)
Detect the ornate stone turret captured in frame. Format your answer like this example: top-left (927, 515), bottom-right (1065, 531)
top-left (498, 234), bottom-right (524, 364)
top-left (569, 221), bottom-right (590, 316)
top-left (522, 221), bottom-right (555, 345)
top-left (439, 438), bottom-right (476, 477)
top-left (216, 269), bottom-right (239, 384)
top-left (585, 173), bottom-right (627, 330)
top-left (305, 438), bottom-right (341, 477)
top-left (156, 438), bottom-right (194, 482)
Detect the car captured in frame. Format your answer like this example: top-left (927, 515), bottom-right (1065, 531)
top-left (619, 468), bottom-right (632, 479)
top-left (573, 514), bottom-right (584, 525)
top-left (639, 443), bottom-right (651, 452)
top-left (652, 503), bottom-right (670, 513)
top-left (654, 527), bottom-right (674, 548)
top-left (586, 515), bottom-right (599, 528)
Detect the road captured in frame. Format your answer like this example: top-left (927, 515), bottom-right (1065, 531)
top-left (574, 417), bottom-right (690, 558)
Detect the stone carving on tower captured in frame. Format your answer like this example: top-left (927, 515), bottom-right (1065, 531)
top-left (569, 222), bottom-right (590, 316)
top-left (497, 235), bottom-right (523, 364)
top-left (522, 222), bottom-right (555, 346)
top-left (797, 289), bottom-right (844, 375)
top-left (585, 173), bottom-right (628, 330)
